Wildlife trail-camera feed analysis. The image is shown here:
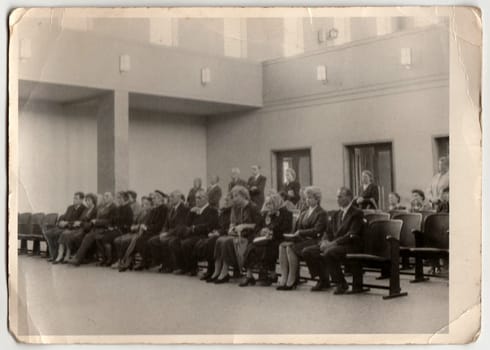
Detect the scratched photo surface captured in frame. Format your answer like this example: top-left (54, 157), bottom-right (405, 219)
top-left (7, 7), bottom-right (481, 344)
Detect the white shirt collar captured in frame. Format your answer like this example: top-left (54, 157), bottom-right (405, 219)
top-left (340, 200), bottom-right (353, 214)
top-left (198, 203), bottom-right (209, 215)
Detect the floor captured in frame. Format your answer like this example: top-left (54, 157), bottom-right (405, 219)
top-left (15, 255), bottom-right (449, 336)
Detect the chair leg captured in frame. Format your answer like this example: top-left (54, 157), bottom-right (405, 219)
top-left (410, 254), bottom-right (430, 283)
top-left (32, 241), bottom-right (41, 256)
top-left (348, 263), bottom-right (369, 294)
top-left (383, 261), bottom-right (407, 299)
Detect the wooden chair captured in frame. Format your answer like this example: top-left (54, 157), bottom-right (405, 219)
top-left (345, 219), bottom-right (408, 299)
top-left (409, 213), bottom-right (449, 283)
top-left (17, 212), bottom-right (32, 254)
top-left (392, 212), bottom-right (422, 269)
top-left (364, 212), bottom-right (390, 224)
top-left (29, 213), bottom-right (46, 255)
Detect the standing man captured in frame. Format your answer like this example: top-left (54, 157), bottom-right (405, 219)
top-left (127, 190), bottom-right (141, 218)
top-left (186, 178), bottom-right (203, 209)
top-left (228, 167), bottom-right (247, 192)
top-left (427, 156), bottom-right (449, 208)
top-left (247, 165), bottom-right (267, 209)
top-left (44, 192), bottom-right (86, 261)
top-left (207, 175), bottom-right (222, 209)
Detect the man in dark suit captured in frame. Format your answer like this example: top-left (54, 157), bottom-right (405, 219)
top-left (172, 189), bottom-right (219, 275)
top-left (247, 165), bottom-right (267, 209)
top-left (130, 190), bottom-right (169, 271)
top-left (44, 192), bottom-right (86, 261)
top-left (207, 175), bottom-right (222, 209)
top-left (302, 187), bottom-right (364, 294)
top-left (228, 167), bottom-right (247, 192)
top-left (147, 190), bottom-right (190, 272)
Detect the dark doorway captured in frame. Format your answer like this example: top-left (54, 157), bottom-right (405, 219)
top-left (347, 142), bottom-right (394, 210)
top-left (275, 149), bottom-right (312, 190)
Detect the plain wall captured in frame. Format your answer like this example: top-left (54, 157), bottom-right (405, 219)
top-left (129, 109), bottom-right (207, 199)
top-left (18, 100), bottom-right (98, 214)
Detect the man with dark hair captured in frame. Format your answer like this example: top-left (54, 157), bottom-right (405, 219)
top-left (247, 165), bottom-right (267, 209)
top-left (207, 175), bottom-right (222, 209)
top-left (228, 168), bottom-right (247, 192)
top-left (127, 190), bottom-right (141, 217)
top-left (186, 178), bottom-right (203, 209)
top-left (131, 190), bottom-right (169, 271)
top-left (172, 189), bottom-right (219, 276)
top-left (44, 192), bottom-right (86, 261)
top-left (146, 190), bottom-right (189, 273)
top-left (302, 187), bottom-right (364, 294)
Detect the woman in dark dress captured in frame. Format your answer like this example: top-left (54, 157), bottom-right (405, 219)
top-left (55, 193), bottom-right (97, 263)
top-left (355, 170), bottom-right (379, 209)
top-left (210, 185), bottom-right (261, 284)
top-left (277, 186), bottom-right (327, 290)
top-left (282, 168), bottom-right (300, 206)
top-left (240, 193), bottom-right (293, 287)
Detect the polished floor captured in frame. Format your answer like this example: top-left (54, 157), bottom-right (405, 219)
top-left (15, 254), bottom-right (449, 336)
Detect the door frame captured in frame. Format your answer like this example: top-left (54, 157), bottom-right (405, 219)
top-left (342, 139), bottom-right (396, 197)
top-left (432, 134), bottom-right (449, 174)
top-left (271, 147), bottom-right (313, 190)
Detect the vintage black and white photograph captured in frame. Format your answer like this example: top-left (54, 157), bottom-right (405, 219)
top-left (7, 7), bottom-right (481, 344)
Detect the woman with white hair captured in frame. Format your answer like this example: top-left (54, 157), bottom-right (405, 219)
top-left (277, 186), bottom-right (327, 291)
top-left (282, 168), bottom-right (301, 205)
top-left (239, 193), bottom-right (293, 287)
top-left (355, 170), bottom-right (379, 209)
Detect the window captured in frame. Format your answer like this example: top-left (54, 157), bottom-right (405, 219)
top-left (274, 149), bottom-right (312, 190)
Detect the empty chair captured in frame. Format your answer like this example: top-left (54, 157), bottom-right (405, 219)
top-left (409, 213), bottom-right (449, 282)
top-left (345, 219), bottom-right (407, 299)
top-left (18, 212), bottom-right (32, 254)
top-left (392, 212), bottom-right (423, 269)
top-left (29, 212), bottom-right (46, 255)
top-left (364, 212), bottom-right (390, 224)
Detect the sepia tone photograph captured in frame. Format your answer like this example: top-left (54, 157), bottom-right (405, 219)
top-left (7, 7), bottom-right (481, 344)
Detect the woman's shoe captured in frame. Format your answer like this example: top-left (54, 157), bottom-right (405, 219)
top-left (214, 275), bottom-right (230, 284)
top-left (283, 284), bottom-right (297, 291)
top-left (276, 285), bottom-right (286, 291)
top-left (206, 276), bottom-right (218, 283)
top-left (239, 276), bottom-right (256, 287)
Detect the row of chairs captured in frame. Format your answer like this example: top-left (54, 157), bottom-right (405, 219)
top-left (17, 212), bottom-right (58, 255)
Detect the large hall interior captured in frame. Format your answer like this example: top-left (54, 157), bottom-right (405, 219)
top-left (12, 9), bottom-right (450, 338)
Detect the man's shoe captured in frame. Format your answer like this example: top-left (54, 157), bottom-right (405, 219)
top-left (333, 283), bottom-right (349, 295)
top-left (173, 269), bottom-right (185, 275)
top-left (214, 275), bottom-right (230, 284)
top-left (187, 270), bottom-right (198, 277)
top-left (239, 276), bottom-right (256, 287)
top-left (310, 280), bottom-right (331, 292)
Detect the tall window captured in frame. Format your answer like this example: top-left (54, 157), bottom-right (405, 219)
top-left (347, 142), bottom-right (394, 210)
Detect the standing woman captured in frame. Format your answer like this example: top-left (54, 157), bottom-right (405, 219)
top-left (240, 193), bottom-right (293, 286)
top-left (55, 193), bottom-right (98, 263)
top-left (277, 186), bottom-right (327, 290)
top-left (211, 185), bottom-right (261, 284)
top-left (282, 168), bottom-right (301, 205)
top-left (355, 170), bottom-right (379, 210)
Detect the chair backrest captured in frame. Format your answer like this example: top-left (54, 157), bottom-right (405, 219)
top-left (389, 209), bottom-right (409, 218)
top-left (362, 219), bottom-right (403, 258)
top-left (392, 212), bottom-right (423, 248)
top-left (18, 212), bottom-right (32, 235)
top-left (362, 209), bottom-right (376, 215)
top-left (30, 213), bottom-right (45, 236)
top-left (422, 213), bottom-right (449, 249)
top-left (364, 212), bottom-right (390, 224)
top-left (43, 213), bottom-right (58, 227)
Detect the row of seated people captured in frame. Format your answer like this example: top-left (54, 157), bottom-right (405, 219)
top-left (42, 185), bottom-right (364, 295)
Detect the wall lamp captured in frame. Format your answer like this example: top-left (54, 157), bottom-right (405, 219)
top-left (119, 54), bottom-right (131, 73)
top-left (201, 67), bottom-right (211, 85)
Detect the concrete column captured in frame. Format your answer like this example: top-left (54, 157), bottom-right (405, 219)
top-left (96, 90), bottom-right (129, 194)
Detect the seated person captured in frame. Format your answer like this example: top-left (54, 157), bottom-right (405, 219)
top-left (410, 189), bottom-right (433, 212)
top-left (436, 187), bottom-right (449, 213)
top-left (112, 195), bottom-right (153, 270)
top-left (127, 190), bottom-right (142, 218)
top-left (355, 170), bottom-right (379, 209)
top-left (277, 186), bottom-right (327, 291)
top-left (145, 190), bottom-right (189, 272)
top-left (303, 187), bottom-right (364, 294)
top-left (55, 193), bottom-right (98, 264)
top-left (195, 193), bottom-right (233, 281)
top-left (388, 192), bottom-right (406, 211)
top-left (44, 192), bottom-right (86, 261)
top-left (70, 192), bottom-right (117, 266)
top-left (240, 193), bottom-right (293, 287)
top-left (210, 185), bottom-right (261, 284)
top-left (130, 190), bottom-right (169, 271)
top-left (172, 189), bottom-right (219, 276)
top-left (95, 191), bottom-right (133, 266)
